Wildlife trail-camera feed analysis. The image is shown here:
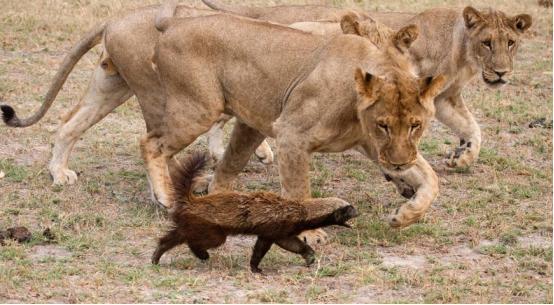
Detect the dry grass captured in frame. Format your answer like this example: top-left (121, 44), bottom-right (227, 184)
top-left (0, 0), bottom-right (552, 303)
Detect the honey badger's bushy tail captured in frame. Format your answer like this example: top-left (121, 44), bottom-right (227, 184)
top-left (171, 152), bottom-right (209, 205)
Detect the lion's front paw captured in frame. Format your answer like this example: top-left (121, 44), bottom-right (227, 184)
top-left (388, 206), bottom-right (422, 228)
top-left (255, 140), bottom-right (274, 165)
top-left (446, 140), bottom-right (478, 168)
top-left (50, 167), bottom-right (78, 185)
top-left (298, 229), bottom-right (328, 246)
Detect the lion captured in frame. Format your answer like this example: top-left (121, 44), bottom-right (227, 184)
top-left (0, 2), bottom-right (442, 245)
top-left (0, 3), bottom-right (409, 187)
top-left (202, 0), bottom-right (533, 168)
top-left (144, 5), bottom-right (446, 244)
top-left (0, 4), bottom-right (275, 187)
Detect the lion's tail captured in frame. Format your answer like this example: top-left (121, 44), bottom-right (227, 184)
top-left (201, 0), bottom-right (261, 18)
top-left (1, 22), bottom-right (106, 128)
top-left (155, 0), bottom-right (178, 32)
top-left (171, 152), bottom-right (209, 207)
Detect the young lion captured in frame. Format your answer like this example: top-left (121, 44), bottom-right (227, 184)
top-left (152, 152), bottom-right (357, 273)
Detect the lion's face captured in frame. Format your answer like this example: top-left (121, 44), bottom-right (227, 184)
top-left (463, 7), bottom-right (532, 88)
top-left (355, 69), bottom-right (445, 172)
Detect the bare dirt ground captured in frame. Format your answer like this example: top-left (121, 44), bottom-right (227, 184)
top-left (0, 0), bottom-right (552, 303)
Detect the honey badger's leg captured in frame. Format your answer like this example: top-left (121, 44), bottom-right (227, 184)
top-left (383, 154), bottom-right (439, 228)
top-left (187, 227), bottom-right (226, 260)
top-left (49, 55), bottom-right (132, 185)
top-left (276, 236), bottom-right (315, 266)
top-left (152, 229), bottom-right (186, 264)
top-left (250, 238), bottom-right (273, 273)
top-left (435, 92), bottom-right (481, 168)
top-left (209, 120), bottom-right (267, 193)
top-left (189, 246), bottom-right (210, 260)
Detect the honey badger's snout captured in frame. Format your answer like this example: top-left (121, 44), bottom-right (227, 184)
top-left (334, 205), bottom-right (358, 228)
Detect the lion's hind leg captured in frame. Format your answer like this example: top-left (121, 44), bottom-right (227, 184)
top-left (141, 80), bottom-right (225, 208)
top-left (49, 57), bottom-right (132, 185)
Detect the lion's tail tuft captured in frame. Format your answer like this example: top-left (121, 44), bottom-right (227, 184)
top-left (1, 105), bottom-right (18, 127)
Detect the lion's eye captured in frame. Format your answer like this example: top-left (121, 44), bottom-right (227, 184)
top-left (508, 40), bottom-right (515, 47)
top-left (378, 123), bottom-right (388, 132)
top-left (411, 123), bottom-right (421, 130)
top-left (482, 40), bottom-right (492, 49)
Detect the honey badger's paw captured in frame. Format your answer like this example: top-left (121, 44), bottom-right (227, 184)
top-left (49, 166), bottom-right (78, 185)
top-left (446, 140), bottom-right (478, 168)
top-left (254, 140), bottom-right (274, 165)
top-left (299, 228), bottom-right (328, 245)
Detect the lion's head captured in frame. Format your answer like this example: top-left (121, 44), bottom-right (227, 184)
top-left (342, 17), bottom-right (446, 171)
top-left (355, 69), bottom-right (445, 172)
top-left (463, 6), bottom-right (532, 87)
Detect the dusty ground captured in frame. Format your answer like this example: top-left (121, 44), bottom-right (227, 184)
top-left (0, 0), bottom-right (552, 303)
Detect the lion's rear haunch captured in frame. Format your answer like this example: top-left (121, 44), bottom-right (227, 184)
top-left (1, 105), bottom-right (18, 127)
top-left (171, 152), bottom-right (209, 204)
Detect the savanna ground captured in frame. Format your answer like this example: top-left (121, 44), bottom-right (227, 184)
top-left (0, 0), bottom-right (552, 303)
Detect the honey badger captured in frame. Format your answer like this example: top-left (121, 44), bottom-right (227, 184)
top-left (152, 152), bottom-right (357, 273)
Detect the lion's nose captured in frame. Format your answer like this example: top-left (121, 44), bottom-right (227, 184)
top-left (494, 70), bottom-right (508, 78)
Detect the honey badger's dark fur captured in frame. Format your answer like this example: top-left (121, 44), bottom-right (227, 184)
top-left (152, 152), bottom-right (357, 273)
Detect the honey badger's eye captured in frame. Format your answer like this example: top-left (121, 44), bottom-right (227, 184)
top-left (482, 40), bottom-right (492, 49)
top-left (508, 40), bottom-right (515, 47)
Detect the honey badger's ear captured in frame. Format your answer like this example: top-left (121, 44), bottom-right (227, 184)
top-left (393, 24), bottom-right (419, 53)
top-left (510, 14), bottom-right (532, 33)
top-left (355, 68), bottom-right (382, 111)
top-left (340, 13), bottom-right (362, 35)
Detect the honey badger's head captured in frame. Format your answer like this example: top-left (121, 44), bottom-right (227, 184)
top-left (303, 197), bottom-right (358, 228)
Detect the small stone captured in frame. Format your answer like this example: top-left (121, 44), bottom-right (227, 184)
top-left (6, 227), bottom-right (32, 243)
top-left (43, 228), bottom-right (56, 242)
top-left (0, 171), bottom-right (5, 179)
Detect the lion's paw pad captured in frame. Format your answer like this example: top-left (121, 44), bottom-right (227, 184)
top-left (299, 229), bottom-right (328, 246)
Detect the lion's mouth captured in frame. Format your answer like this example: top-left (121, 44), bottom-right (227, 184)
top-left (380, 162), bottom-right (413, 172)
top-left (482, 73), bottom-right (507, 87)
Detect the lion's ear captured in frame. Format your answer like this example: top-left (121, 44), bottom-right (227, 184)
top-left (419, 75), bottom-right (447, 113)
top-left (340, 13), bottom-right (362, 35)
top-left (393, 24), bottom-right (419, 52)
top-left (510, 14), bottom-right (532, 33)
top-left (355, 68), bottom-right (381, 111)
top-left (463, 6), bottom-right (485, 29)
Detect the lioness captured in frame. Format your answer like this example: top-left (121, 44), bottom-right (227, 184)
top-left (144, 3), bottom-right (445, 240)
top-left (202, 0), bottom-right (533, 168)
top-left (0, 5), bottom-right (272, 186)
top-left (0, 2), bottom-right (407, 186)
